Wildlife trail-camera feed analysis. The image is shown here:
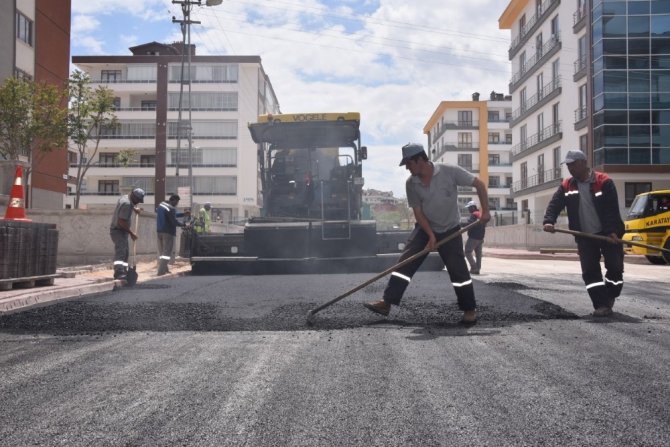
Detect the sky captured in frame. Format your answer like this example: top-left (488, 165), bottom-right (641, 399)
top-left (70, 0), bottom-right (513, 198)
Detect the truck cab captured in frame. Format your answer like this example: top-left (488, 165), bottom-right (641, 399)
top-left (622, 189), bottom-right (670, 265)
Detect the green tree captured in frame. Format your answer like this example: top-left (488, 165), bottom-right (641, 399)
top-left (67, 70), bottom-right (118, 209)
top-left (0, 76), bottom-right (67, 165)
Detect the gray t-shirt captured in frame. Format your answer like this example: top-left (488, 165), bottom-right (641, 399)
top-left (577, 171), bottom-right (603, 234)
top-left (110, 195), bottom-right (133, 231)
top-left (406, 163), bottom-right (475, 233)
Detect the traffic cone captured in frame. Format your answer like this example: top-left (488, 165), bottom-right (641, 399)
top-left (3, 165), bottom-right (31, 222)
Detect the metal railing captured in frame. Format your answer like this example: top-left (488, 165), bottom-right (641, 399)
top-left (510, 33), bottom-right (561, 89)
top-left (511, 77), bottom-right (561, 122)
top-left (508, 0), bottom-right (560, 57)
top-left (573, 55), bottom-right (587, 74)
top-left (511, 122), bottom-right (562, 157)
top-left (511, 167), bottom-right (562, 193)
top-left (574, 106), bottom-right (587, 124)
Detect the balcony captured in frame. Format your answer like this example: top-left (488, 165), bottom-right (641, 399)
top-left (510, 77), bottom-right (562, 126)
top-left (574, 106), bottom-right (587, 130)
top-left (509, 33), bottom-right (562, 93)
top-left (511, 122), bottom-right (562, 161)
top-left (511, 167), bottom-right (562, 197)
top-left (431, 143), bottom-right (480, 160)
top-left (431, 120), bottom-right (480, 141)
top-left (573, 3), bottom-right (587, 33)
top-left (573, 55), bottom-right (587, 81)
top-left (508, 0), bottom-right (561, 59)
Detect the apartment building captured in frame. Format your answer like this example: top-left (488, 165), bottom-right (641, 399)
top-left (70, 42), bottom-right (280, 222)
top-left (423, 91), bottom-right (516, 224)
top-left (0, 0), bottom-right (71, 209)
top-left (499, 0), bottom-right (670, 222)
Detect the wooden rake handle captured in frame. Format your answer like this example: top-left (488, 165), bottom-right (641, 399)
top-left (308, 220), bottom-right (482, 317)
top-left (552, 227), bottom-right (670, 255)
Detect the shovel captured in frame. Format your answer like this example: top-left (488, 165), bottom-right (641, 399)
top-left (552, 227), bottom-right (670, 254)
top-left (126, 212), bottom-right (140, 286)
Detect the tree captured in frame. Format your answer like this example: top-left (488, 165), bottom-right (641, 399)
top-left (67, 70), bottom-right (117, 209)
top-left (0, 76), bottom-right (67, 164)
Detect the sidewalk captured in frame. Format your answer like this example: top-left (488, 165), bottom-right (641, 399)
top-left (0, 248), bottom-right (649, 315)
top-left (0, 259), bottom-right (191, 314)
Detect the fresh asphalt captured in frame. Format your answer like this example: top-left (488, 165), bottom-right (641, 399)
top-left (0, 257), bottom-right (668, 446)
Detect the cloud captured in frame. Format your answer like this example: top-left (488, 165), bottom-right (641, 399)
top-left (71, 0), bottom-right (514, 197)
top-left (72, 15), bottom-right (100, 34)
top-left (77, 36), bottom-right (105, 54)
top-left (72, 0), bottom-right (171, 21)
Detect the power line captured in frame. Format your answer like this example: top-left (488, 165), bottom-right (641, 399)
top-left (219, 0), bottom-right (511, 45)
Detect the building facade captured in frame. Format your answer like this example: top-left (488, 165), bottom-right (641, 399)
top-left (0, 0), bottom-right (71, 210)
top-left (70, 42), bottom-right (280, 222)
top-left (499, 0), bottom-right (670, 223)
top-left (423, 92), bottom-right (516, 224)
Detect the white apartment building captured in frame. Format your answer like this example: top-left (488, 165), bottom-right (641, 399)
top-left (499, 0), bottom-right (585, 223)
top-left (424, 92), bottom-right (516, 224)
top-left (69, 42), bottom-right (280, 222)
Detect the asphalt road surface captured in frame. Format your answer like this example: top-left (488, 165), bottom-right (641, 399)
top-left (1, 257), bottom-right (669, 446)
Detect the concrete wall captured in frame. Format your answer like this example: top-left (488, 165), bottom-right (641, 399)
top-left (25, 209), bottom-right (161, 267)
top-left (485, 223), bottom-right (577, 250)
top-left (4, 208), bottom-right (575, 267)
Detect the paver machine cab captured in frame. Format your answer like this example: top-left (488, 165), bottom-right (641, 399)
top-left (189, 112), bottom-right (425, 274)
top-left (252, 112), bottom-right (365, 223)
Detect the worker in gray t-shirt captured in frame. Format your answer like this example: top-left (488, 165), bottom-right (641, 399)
top-left (109, 188), bottom-right (144, 280)
top-left (364, 143), bottom-right (491, 325)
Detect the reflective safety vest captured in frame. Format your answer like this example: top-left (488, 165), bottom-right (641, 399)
top-left (195, 207), bottom-right (211, 234)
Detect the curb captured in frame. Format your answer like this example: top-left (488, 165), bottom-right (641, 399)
top-left (0, 269), bottom-right (189, 315)
top-left (0, 281), bottom-right (115, 315)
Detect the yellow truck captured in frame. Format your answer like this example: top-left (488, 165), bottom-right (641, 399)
top-left (622, 189), bottom-right (670, 265)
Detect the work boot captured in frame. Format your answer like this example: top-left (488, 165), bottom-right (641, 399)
top-left (592, 307), bottom-right (613, 317)
top-left (364, 299), bottom-right (391, 316)
top-left (157, 259), bottom-right (169, 276)
top-left (113, 268), bottom-right (127, 280)
top-left (460, 309), bottom-right (477, 326)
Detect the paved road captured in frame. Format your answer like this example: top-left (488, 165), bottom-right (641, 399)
top-left (0, 257), bottom-right (668, 446)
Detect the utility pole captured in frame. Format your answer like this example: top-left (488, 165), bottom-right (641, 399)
top-left (171, 0), bottom-right (223, 208)
top-left (172, 1), bottom-right (199, 209)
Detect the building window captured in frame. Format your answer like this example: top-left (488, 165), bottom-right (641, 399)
top-left (489, 176), bottom-right (500, 187)
top-left (101, 70), bottom-right (122, 82)
top-left (457, 154), bottom-right (472, 170)
top-left (488, 132), bottom-right (500, 144)
top-left (458, 111), bottom-right (473, 127)
top-left (521, 162), bottom-right (528, 189)
top-left (113, 97), bottom-right (121, 109)
top-left (488, 111), bottom-right (500, 122)
top-left (99, 153), bottom-right (117, 167)
top-left (624, 182), bottom-right (652, 207)
top-left (16, 11), bottom-right (33, 46)
top-left (141, 100), bottom-right (157, 111)
top-left (505, 133), bottom-right (513, 144)
top-left (13, 68), bottom-right (32, 80)
top-left (458, 132), bottom-right (472, 148)
top-left (579, 134), bottom-right (588, 152)
top-left (140, 155), bottom-right (155, 167)
top-left (98, 180), bottom-right (119, 195)
top-left (489, 154), bottom-right (501, 165)
top-left (506, 176), bottom-right (513, 188)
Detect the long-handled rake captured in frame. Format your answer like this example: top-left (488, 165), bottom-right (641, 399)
top-left (306, 220), bottom-right (481, 325)
top-left (552, 227), bottom-right (670, 255)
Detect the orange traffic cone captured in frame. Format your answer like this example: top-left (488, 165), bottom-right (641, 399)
top-left (3, 165), bottom-right (31, 222)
